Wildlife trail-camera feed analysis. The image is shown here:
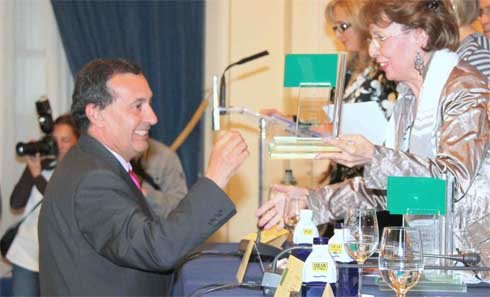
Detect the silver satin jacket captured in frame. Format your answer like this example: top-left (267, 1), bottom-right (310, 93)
top-left (308, 61), bottom-right (490, 279)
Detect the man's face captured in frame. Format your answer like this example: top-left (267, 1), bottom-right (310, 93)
top-left (97, 73), bottom-right (158, 161)
top-left (481, 0), bottom-right (490, 38)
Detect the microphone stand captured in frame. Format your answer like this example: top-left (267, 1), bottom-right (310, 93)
top-left (212, 75), bottom-right (289, 261)
top-left (219, 50), bottom-right (269, 115)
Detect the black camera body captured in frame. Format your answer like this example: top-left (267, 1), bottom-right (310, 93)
top-left (36, 99), bottom-right (54, 134)
top-left (16, 98), bottom-right (58, 157)
top-left (16, 136), bottom-right (57, 157)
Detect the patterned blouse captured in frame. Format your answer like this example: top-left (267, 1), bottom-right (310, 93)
top-left (456, 32), bottom-right (490, 81)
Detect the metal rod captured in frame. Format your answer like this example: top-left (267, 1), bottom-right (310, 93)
top-left (259, 118), bottom-right (267, 208)
top-left (211, 75), bottom-right (220, 131)
top-left (445, 174), bottom-right (455, 260)
top-left (331, 52), bottom-right (347, 137)
top-left (335, 263), bottom-right (490, 271)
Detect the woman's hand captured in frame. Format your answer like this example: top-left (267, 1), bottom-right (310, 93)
top-left (26, 153), bottom-right (42, 178)
top-left (316, 134), bottom-right (375, 167)
top-left (256, 184), bottom-right (309, 230)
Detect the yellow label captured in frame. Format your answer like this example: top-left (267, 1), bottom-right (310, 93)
top-left (312, 262), bottom-right (328, 272)
top-left (303, 229), bottom-right (313, 236)
top-left (329, 243), bottom-right (342, 254)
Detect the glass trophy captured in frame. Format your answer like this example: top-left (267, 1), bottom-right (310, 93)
top-left (268, 53), bottom-right (347, 160)
top-left (381, 176), bottom-right (466, 293)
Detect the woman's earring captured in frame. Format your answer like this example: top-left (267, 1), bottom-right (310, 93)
top-left (414, 50), bottom-right (425, 76)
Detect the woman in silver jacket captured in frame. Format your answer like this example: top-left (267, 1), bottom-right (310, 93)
top-left (257, 0), bottom-right (490, 280)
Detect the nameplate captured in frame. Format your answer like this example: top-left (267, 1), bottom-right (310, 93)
top-left (274, 255), bottom-right (303, 297)
top-left (322, 283), bottom-right (334, 297)
top-left (236, 239), bottom-right (254, 283)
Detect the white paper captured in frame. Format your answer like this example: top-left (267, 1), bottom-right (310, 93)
top-left (323, 101), bottom-right (388, 145)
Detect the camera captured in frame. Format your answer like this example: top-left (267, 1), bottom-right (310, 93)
top-left (16, 97), bottom-right (58, 157)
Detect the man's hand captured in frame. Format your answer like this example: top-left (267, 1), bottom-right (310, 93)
top-left (256, 184), bottom-right (309, 230)
top-left (315, 134), bottom-right (375, 167)
top-left (26, 153), bottom-right (42, 178)
top-left (205, 131), bottom-right (249, 189)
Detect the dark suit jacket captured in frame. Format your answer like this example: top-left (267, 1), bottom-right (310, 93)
top-left (39, 134), bottom-right (236, 296)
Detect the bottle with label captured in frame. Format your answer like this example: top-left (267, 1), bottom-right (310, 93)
top-left (293, 209), bottom-right (319, 244)
top-left (301, 237), bottom-right (337, 297)
top-left (328, 225), bottom-right (353, 263)
top-left (329, 225), bottom-right (358, 297)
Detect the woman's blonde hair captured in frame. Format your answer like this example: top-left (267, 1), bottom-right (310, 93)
top-left (324, 0), bottom-right (369, 49)
top-left (451, 0), bottom-right (479, 26)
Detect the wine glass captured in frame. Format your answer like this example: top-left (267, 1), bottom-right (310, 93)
top-left (283, 197), bottom-right (302, 232)
top-left (379, 227), bottom-right (424, 297)
top-left (343, 208), bottom-right (379, 297)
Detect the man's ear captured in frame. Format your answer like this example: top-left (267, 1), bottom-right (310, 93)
top-left (85, 103), bottom-right (105, 128)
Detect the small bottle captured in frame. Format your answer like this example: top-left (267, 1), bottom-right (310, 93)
top-left (329, 225), bottom-right (358, 297)
top-left (293, 209), bottom-right (319, 245)
top-left (281, 168), bottom-right (297, 185)
top-left (328, 224), bottom-right (353, 263)
top-left (301, 237), bottom-right (337, 297)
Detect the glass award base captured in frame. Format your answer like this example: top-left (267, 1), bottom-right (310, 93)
top-left (268, 136), bottom-right (339, 160)
top-left (376, 274), bottom-right (467, 293)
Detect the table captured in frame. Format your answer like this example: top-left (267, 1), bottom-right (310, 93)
top-left (173, 243), bottom-right (490, 297)
top-left (172, 243), bottom-right (264, 297)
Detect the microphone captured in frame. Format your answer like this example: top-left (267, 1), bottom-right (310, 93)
top-left (424, 252), bottom-right (481, 266)
top-left (219, 50), bottom-right (269, 114)
top-left (233, 50), bottom-right (270, 67)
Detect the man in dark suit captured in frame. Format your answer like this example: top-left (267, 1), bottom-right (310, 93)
top-left (38, 58), bottom-right (249, 296)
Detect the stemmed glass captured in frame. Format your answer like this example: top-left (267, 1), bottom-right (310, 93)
top-left (283, 197), bottom-right (302, 233)
top-left (378, 227), bottom-right (424, 297)
top-left (343, 208), bottom-right (379, 297)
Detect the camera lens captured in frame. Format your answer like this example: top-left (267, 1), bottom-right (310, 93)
top-left (15, 136), bottom-right (58, 157)
top-left (16, 142), bottom-right (37, 156)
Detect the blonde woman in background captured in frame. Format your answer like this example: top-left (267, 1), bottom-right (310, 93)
top-left (452, 0), bottom-right (490, 80)
top-left (325, 0), bottom-right (397, 115)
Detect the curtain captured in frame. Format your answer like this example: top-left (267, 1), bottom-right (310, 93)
top-left (0, 0), bottom-right (73, 275)
top-left (51, 0), bottom-right (205, 186)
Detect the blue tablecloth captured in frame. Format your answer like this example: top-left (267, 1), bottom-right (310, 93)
top-left (173, 243), bottom-right (490, 297)
top-left (172, 243), bottom-right (263, 297)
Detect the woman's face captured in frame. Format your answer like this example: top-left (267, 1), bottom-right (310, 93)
top-left (368, 22), bottom-right (420, 83)
top-left (53, 123), bottom-right (77, 161)
top-left (332, 6), bottom-right (362, 52)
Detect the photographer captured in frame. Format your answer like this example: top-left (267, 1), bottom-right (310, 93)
top-left (7, 114), bottom-right (79, 297)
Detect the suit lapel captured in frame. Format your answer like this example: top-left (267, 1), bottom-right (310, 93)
top-left (78, 134), bottom-right (148, 203)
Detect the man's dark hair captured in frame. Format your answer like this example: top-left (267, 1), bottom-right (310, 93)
top-left (71, 58), bottom-right (143, 132)
top-left (54, 113), bottom-right (80, 139)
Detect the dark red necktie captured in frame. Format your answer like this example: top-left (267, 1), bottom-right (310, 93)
top-left (128, 170), bottom-right (142, 191)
